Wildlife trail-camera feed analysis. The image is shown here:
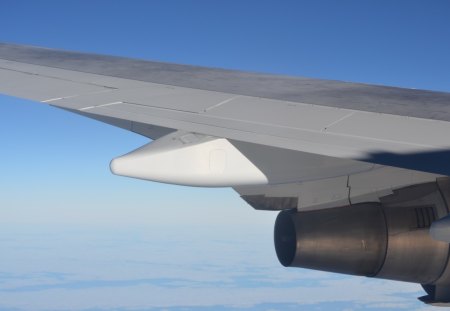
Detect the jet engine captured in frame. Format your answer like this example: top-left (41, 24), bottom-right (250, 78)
top-left (274, 182), bottom-right (450, 306)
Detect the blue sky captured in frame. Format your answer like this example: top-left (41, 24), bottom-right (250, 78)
top-left (0, 1), bottom-right (449, 310)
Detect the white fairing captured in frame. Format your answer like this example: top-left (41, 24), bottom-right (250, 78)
top-left (110, 131), bottom-right (268, 187)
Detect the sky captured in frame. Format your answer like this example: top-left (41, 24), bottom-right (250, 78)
top-left (0, 0), bottom-right (450, 310)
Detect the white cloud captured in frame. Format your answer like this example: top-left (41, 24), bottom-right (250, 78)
top-left (0, 223), bottom-right (429, 310)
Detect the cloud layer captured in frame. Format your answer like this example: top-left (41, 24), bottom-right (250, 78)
top-left (0, 224), bottom-right (434, 311)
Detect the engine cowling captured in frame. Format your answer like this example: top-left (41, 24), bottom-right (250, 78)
top-left (274, 182), bottom-right (450, 305)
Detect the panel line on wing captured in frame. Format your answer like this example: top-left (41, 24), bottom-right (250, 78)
top-left (323, 112), bottom-right (355, 131)
top-left (79, 101), bottom-right (124, 111)
top-left (105, 101), bottom-right (438, 150)
top-left (200, 95), bottom-right (240, 113)
top-left (79, 102), bottom-right (439, 164)
top-left (41, 89), bottom-right (117, 103)
top-left (0, 65), bottom-right (118, 90)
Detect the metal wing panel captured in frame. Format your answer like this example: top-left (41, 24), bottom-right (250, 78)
top-left (1, 42), bottom-right (450, 121)
top-left (80, 101), bottom-right (450, 158)
top-left (0, 67), bottom-right (109, 102)
top-left (235, 165), bottom-right (441, 211)
top-left (202, 96), bottom-right (353, 132)
top-left (55, 87), bottom-right (234, 112)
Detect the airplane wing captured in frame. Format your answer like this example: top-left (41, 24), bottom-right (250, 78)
top-left (0, 42), bottom-right (447, 208)
top-left (2, 42), bottom-right (450, 304)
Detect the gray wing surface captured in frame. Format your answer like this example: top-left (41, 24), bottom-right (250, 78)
top-left (1, 43), bottom-right (450, 121)
top-left (0, 42), bottom-right (449, 210)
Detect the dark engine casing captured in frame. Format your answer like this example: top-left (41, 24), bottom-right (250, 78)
top-left (274, 181), bottom-right (450, 304)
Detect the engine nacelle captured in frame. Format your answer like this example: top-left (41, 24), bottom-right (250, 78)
top-left (274, 181), bottom-right (450, 305)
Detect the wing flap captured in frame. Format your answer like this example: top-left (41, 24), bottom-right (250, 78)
top-left (236, 165), bottom-right (440, 211)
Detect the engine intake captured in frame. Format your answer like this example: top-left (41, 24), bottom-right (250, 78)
top-left (275, 204), bottom-right (388, 277)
